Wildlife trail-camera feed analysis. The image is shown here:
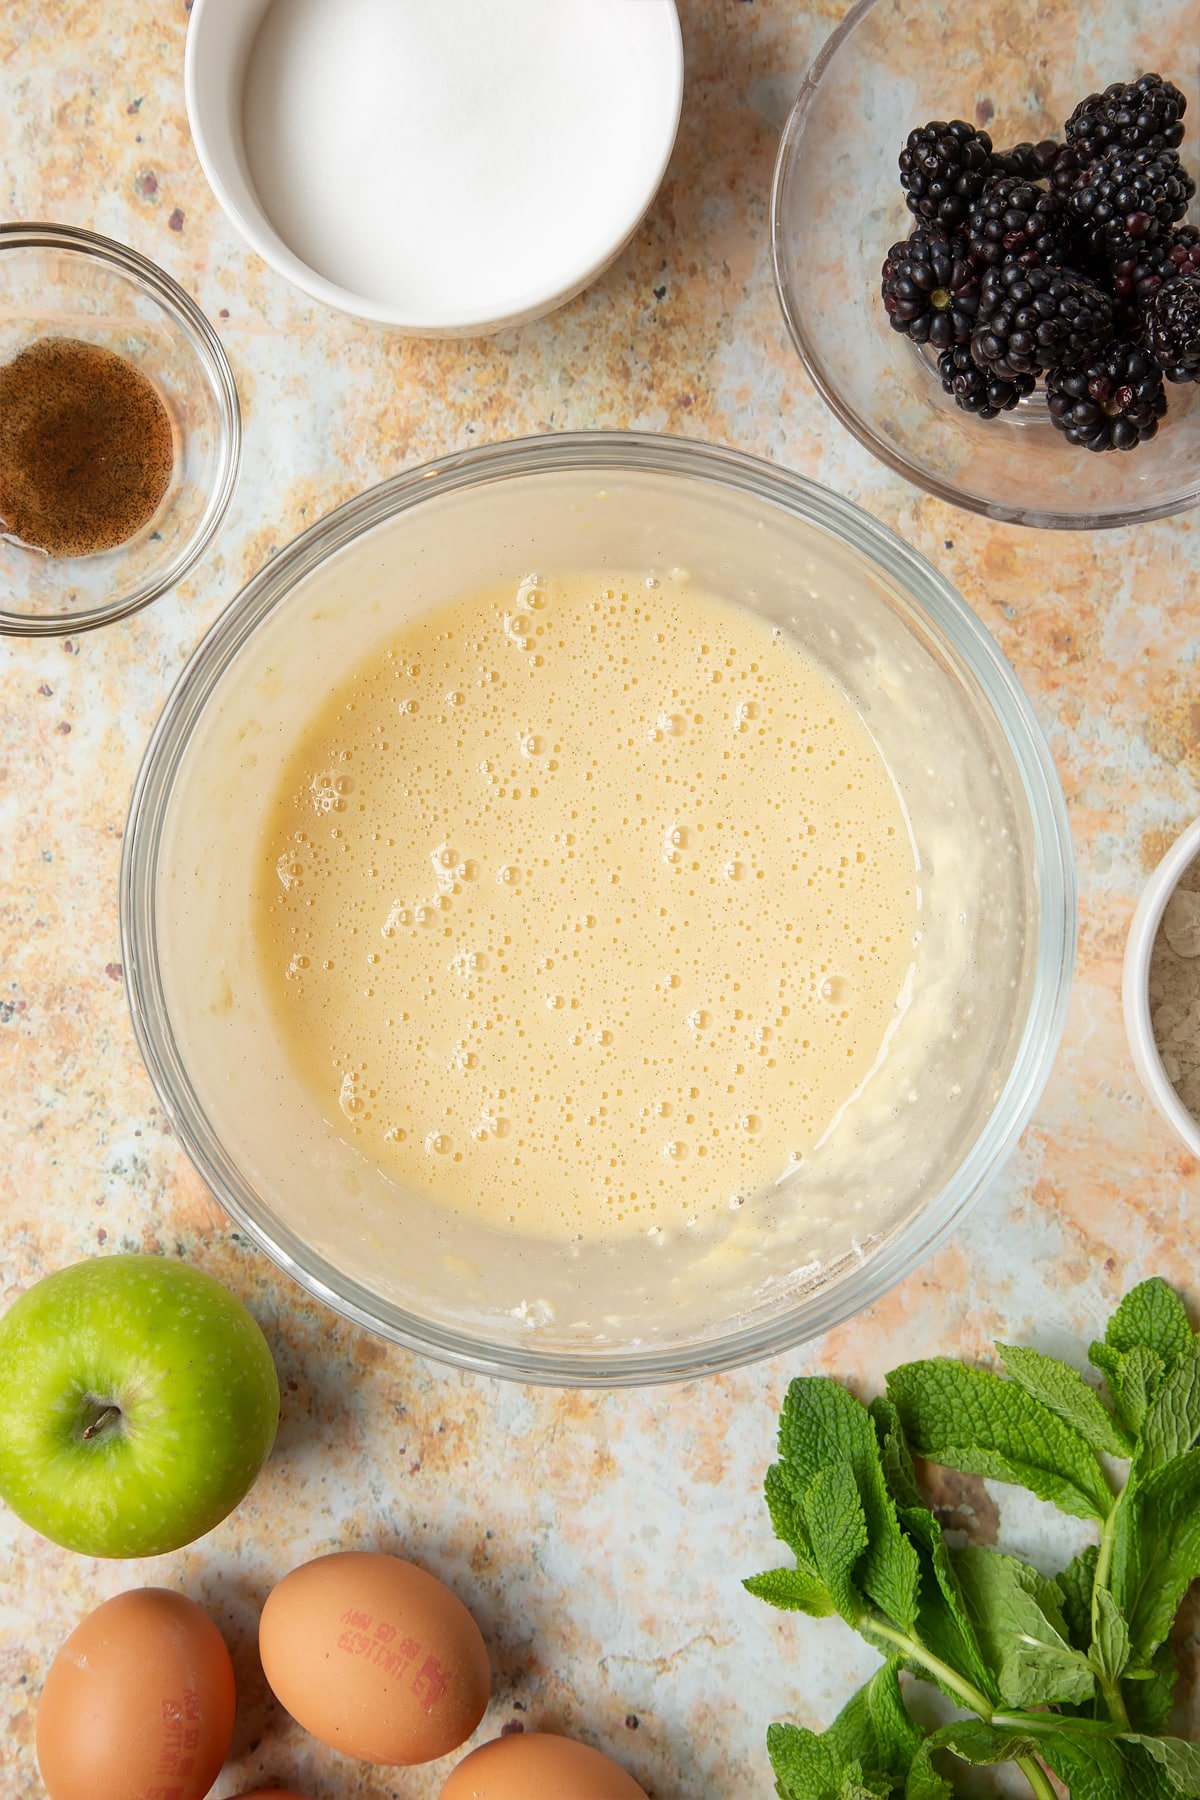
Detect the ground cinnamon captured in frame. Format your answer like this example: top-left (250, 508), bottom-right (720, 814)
top-left (0, 336), bottom-right (173, 557)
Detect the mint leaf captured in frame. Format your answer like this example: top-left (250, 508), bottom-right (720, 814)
top-left (1131, 1733), bottom-right (1200, 1795)
top-left (758, 1466), bottom-right (842, 1617)
top-left (903, 1751), bottom-right (954, 1800)
top-left (751, 1282), bottom-right (1200, 1800)
top-left (1105, 1278), bottom-right (1194, 1370)
top-left (921, 1718), bottom-right (1196, 1798)
top-left (766, 1460), bottom-right (815, 1560)
top-left (1091, 1278), bottom-right (1193, 1447)
top-left (998, 1341), bottom-right (1133, 1456)
top-left (953, 1544), bottom-right (1095, 1707)
top-left (765, 1673), bottom-right (918, 1800)
top-left (1091, 1587), bottom-right (1132, 1684)
top-left (806, 1460), bottom-right (869, 1624)
top-left (1057, 1543), bottom-right (1100, 1652)
top-left (766, 1723), bottom-right (892, 1800)
top-left (898, 1508), bottom-right (998, 1705)
top-left (861, 1516), bottom-right (922, 1638)
top-left (1090, 1343), bottom-right (1165, 1437)
top-left (905, 1723), bottom-right (1042, 1799)
top-left (777, 1379), bottom-right (920, 1631)
top-left (1124, 1642), bottom-right (1178, 1734)
top-left (1041, 1733), bottom-right (1159, 1798)
top-left (924, 1720), bottom-right (1041, 1764)
top-left (864, 1665), bottom-right (922, 1779)
top-left (1111, 1447), bottom-right (1200, 1664)
top-left (1135, 1342), bottom-right (1200, 1475)
top-left (744, 1566), bottom-right (837, 1617)
top-left (767, 1722), bottom-right (848, 1800)
top-left (827, 1661), bottom-right (923, 1784)
top-left (777, 1376), bottom-right (884, 1485)
top-left (870, 1397), bottom-right (922, 1509)
top-left (887, 1358), bottom-right (1112, 1521)
top-left (935, 1721), bottom-right (1041, 1762)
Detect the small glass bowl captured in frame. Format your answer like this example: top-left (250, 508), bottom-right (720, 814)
top-left (771, 0), bottom-right (1200, 529)
top-left (0, 224), bottom-right (241, 635)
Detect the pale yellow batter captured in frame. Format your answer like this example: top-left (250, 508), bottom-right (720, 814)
top-left (257, 571), bottom-right (918, 1239)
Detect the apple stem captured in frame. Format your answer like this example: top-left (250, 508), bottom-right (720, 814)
top-left (81, 1404), bottom-right (122, 1441)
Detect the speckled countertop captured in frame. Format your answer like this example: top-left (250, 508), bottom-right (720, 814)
top-left (2, 3), bottom-right (1198, 1797)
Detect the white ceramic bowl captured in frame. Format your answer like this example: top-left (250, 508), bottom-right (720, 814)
top-left (1123, 819), bottom-right (1200, 1158)
top-left (185, 0), bottom-right (683, 334)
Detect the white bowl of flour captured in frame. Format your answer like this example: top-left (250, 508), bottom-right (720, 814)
top-left (185, 0), bottom-right (683, 333)
top-left (1124, 819), bottom-right (1200, 1160)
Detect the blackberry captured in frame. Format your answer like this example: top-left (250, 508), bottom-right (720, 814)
top-left (936, 344), bottom-right (1036, 418)
top-left (1144, 275), bottom-right (1200, 381)
top-left (965, 175), bottom-right (1074, 268)
top-left (1163, 224), bottom-right (1200, 280)
top-left (880, 231), bottom-right (979, 348)
top-left (1069, 145), bottom-right (1196, 262)
top-left (972, 262), bottom-right (1116, 378)
top-left (991, 139), bottom-right (1062, 180)
top-left (899, 120), bottom-right (994, 230)
top-left (1065, 74), bottom-right (1187, 165)
top-left (1047, 143), bottom-right (1093, 198)
top-left (1110, 238), bottom-right (1179, 312)
top-left (1046, 343), bottom-right (1167, 450)
top-left (1109, 227), bottom-right (1200, 319)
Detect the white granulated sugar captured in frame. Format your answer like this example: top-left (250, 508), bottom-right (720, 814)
top-left (1150, 855), bottom-right (1200, 1122)
top-left (242, 0), bottom-right (662, 318)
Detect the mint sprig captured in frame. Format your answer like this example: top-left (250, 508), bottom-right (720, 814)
top-left (746, 1279), bottom-right (1200, 1799)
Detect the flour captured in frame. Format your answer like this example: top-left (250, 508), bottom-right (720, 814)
top-left (1150, 855), bottom-right (1200, 1121)
top-left (241, 0), bottom-right (666, 320)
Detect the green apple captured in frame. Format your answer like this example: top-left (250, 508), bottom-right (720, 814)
top-left (0, 1253), bottom-right (280, 1556)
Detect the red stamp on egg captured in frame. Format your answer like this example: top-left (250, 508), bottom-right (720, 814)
top-left (333, 1607), bottom-right (448, 1693)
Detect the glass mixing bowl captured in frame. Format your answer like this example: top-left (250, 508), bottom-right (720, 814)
top-left (121, 434), bottom-right (1074, 1384)
top-left (771, 0), bottom-right (1200, 528)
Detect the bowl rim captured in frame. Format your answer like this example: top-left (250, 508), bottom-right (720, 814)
top-left (1122, 817), bottom-right (1200, 1158)
top-left (183, 0), bottom-right (685, 334)
top-left (120, 429), bottom-right (1076, 1385)
top-left (0, 221), bottom-right (242, 637)
top-left (768, 0), bottom-right (1200, 531)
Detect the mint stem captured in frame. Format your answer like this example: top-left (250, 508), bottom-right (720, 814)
top-left (995, 1712), bottom-right (1118, 1738)
top-left (866, 1620), bottom-right (1057, 1800)
top-left (1092, 1494), bottom-right (1121, 1610)
top-left (866, 1618), bottom-right (996, 1717)
top-left (1097, 1668), bottom-right (1131, 1731)
top-left (1091, 1480), bottom-right (1133, 1729)
top-left (1015, 1755), bottom-right (1058, 1800)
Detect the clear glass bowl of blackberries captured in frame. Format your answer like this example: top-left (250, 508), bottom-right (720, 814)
top-left (771, 0), bottom-right (1200, 528)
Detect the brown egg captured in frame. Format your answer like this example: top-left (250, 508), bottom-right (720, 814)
top-left (36, 1587), bottom-right (236, 1800)
top-left (230, 1792), bottom-right (312, 1798)
top-left (439, 1732), bottom-right (650, 1798)
top-left (259, 1550), bottom-right (490, 1764)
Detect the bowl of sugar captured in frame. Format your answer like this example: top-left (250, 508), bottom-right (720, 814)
top-left (185, 0), bottom-right (684, 334)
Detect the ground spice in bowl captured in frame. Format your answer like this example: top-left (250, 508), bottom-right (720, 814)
top-left (0, 336), bottom-right (174, 557)
top-left (1150, 855), bottom-right (1200, 1123)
